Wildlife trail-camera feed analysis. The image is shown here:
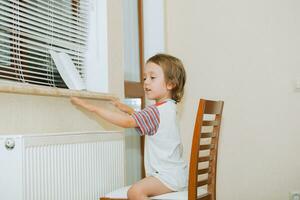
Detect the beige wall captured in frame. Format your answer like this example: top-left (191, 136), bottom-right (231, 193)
top-left (0, 0), bottom-right (124, 135)
top-left (0, 93), bottom-right (120, 134)
top-left (165, 0), bottom-right (300, 199)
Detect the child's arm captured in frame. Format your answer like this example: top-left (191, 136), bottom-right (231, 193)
top-left (71, 97), bottom-right (137, 128)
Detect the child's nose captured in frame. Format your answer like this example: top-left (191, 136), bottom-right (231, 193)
top-left (144, 78), bottom-right (150, 84)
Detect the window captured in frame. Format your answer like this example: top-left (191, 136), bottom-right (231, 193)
top-left (0, 0), bottom-right (89, 88)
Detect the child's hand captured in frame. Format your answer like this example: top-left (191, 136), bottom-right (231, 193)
top-left (111, 99), bottom-right (125, 111)
top-left (111, 99), bottom-right (134, 115)
top-left (111, 99), bottom-right (122, 109)
top-left (70, 97), bottom-right (85, 107)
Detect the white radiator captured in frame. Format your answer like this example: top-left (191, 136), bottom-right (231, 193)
top-left (0, 131), bottom-right (125, 200)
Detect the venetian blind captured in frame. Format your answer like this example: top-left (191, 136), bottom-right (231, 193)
top-left (0, 0), bottom-right (88, 88)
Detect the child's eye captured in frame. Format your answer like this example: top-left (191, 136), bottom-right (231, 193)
top-left (151, 76), bottom-right (156, 79)
top-left (143, 77), bottom-right (146, 81)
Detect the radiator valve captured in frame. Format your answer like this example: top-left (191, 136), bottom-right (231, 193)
top-left (5, 138), bottom-right (15, 150)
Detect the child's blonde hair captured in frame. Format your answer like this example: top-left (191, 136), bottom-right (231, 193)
top-left (146, 53), bottom-right (186, 103)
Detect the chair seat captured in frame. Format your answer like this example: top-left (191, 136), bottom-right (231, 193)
top-left (104, 186), bottom-right (131, 199)
top-left (104, 185), bottom-right (208, 200)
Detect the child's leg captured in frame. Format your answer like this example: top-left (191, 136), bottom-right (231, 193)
top-left (127, 176), bottom-right (173, 200)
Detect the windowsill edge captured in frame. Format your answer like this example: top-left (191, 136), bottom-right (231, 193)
top-left (0, 83), bottom-right (118, 101)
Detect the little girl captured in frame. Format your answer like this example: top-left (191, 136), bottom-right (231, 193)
top-left (71, 53), bottom-right (187, 200)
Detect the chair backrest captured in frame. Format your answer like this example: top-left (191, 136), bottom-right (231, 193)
top-left (188, 99), bottom-right (224, 200)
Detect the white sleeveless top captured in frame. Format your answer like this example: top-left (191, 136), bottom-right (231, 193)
top-left (131, 100), bottom-right (188, 191)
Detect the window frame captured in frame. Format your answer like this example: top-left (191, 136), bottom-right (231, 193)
top-left (124, 0), bottom-right (146, 178)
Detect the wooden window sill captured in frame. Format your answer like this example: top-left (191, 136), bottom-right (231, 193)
top-left (0, 83), bottom-right (117, 101)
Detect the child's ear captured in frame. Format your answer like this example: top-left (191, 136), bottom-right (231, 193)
top-left (166, 81), bottom-right (176, 90)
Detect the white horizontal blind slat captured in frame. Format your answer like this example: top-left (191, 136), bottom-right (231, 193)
top-left (0, 73), bottom-right (64, 87)
top-left (0, 32), bottom-right (84, 55)
top-left (0, 33), bottom-right (85, 74)
top-left (0, 0), bottom-right (88, 34)
top-left (0, 27), bottom-right (85, 51)
top-left (0, 57), bottom-right (84, 75)
top-left (23, 0), bottom-right (89, 23)
top-left (0, 67), bottom-right (65, 85)
top-left (0, 19), bottom-right (86, 44)
top-left (0, 41), bottom-right (85, 62)
top-left (0, 6), bottom-right (87, 40)
top-left (0, 74), bottom-right (66, 87)
top-left (0, 54), bottom-right (57, 70)
top-left (0, 0), bottom-right (88, 88)
top-left (0, 3), bottom-right (87, 29)
top-left (0, 48), bottom-right (84, 64)
top-left (0, 64), bottom-right (62, 78)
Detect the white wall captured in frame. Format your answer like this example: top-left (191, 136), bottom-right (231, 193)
top-left (0, 93), bottom-right (122, 134)
top-left (165, 0), bottom-right (300, 199)
top-left (143, 0), bottom-right (165, 60)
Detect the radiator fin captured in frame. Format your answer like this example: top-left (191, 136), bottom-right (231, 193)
top-left (24, 140), bottom-right (124, 200)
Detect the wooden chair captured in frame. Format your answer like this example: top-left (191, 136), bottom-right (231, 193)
top-left (100, 99), bottom-right (224, 200)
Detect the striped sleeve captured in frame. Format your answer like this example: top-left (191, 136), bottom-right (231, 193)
top-left (131, 105), bottom-right (160, 136)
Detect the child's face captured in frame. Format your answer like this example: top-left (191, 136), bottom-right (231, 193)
top-left (143, 62), bottom-right (173, 103)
